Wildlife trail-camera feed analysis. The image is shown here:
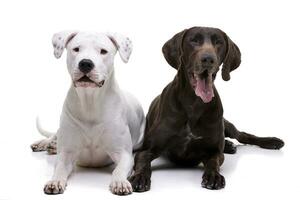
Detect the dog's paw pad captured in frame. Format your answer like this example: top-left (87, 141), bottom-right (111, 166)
top-left (44, 180), bottom-right (66, 195)
top-left (129, 174), bottom-right (151, 192)
top-left (202, 171), bottom-right (225, 190)
top-left (109, 180), bottom-right (132, 195)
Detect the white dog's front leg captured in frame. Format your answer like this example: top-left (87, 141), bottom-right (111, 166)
top-left (44, 152), bottom-right (75, 195)
top-left (109, 151), bottom-right (134, 195)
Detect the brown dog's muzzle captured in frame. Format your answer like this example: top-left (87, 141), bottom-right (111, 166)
top-left (190, 47), bottom-right (219, 103)
top-left (194, 43), bottom-right (218, 68)
top-left (200, 54), bottom-right (217, 68)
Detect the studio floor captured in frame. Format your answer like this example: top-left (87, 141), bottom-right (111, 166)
top-left (0, 135), bottom-right (295, 200)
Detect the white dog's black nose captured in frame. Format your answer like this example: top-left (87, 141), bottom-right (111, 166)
top-left (79, 59), bottom-right (94, 74)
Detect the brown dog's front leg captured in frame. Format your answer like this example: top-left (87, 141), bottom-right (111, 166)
top-left (129, 150), bottom-right (155, 192)
top-left (201, 153), bottom-right (225, 190)
top-left (129, 123), bottom-right (175, 192)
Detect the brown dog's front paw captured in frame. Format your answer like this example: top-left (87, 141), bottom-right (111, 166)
top-left (129, 174), bottom-right (151, 192)
top-left (202, 171), bottom-right (225, 190)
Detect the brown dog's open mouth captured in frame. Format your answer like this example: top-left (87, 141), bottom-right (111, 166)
top-left (192, 71), bottom-right (214, 103)
top-left (74, 75), bottom-right (105, 88)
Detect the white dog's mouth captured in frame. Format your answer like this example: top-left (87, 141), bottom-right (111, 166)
top-left (74, 75), bottom-right (105, 88)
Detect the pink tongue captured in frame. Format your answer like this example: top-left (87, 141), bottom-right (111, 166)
top-left (195, 75), bottom-right (214, 103)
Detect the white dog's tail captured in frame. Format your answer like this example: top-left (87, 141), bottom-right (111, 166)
top-left (36, 117), bottom-right (55, 138)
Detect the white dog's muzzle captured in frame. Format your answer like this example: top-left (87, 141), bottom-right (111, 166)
top-left (73, 59), bottom-right (105, 88)
top-left (73, 75), bottom-right (105, 88)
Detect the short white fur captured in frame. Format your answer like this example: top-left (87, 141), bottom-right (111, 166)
top-left (31, 31), bottom-right (145, 195)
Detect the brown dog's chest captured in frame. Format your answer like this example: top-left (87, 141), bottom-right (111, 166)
top-left (166, 131), bottom-right (222, 163)
top-left (184, 103), bottom-right (219, 126)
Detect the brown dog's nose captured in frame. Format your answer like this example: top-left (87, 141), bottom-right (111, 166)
top-left (79, 59), bottom-right (94, 74)
top-left (201, 55), bottom-right (215, 66)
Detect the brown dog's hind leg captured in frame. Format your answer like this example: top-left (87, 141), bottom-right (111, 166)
top-left (224, 119), bottom-right (284, 149)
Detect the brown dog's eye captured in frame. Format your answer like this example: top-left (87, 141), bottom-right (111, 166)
top-left (190, 34), bottom-right (203, 45)
top-left (73, 47), bottom-right (79, 52)
top-left (212, 34), bottom-right (223, 46)
top-left (100, 49), bottom-right (108, 55)
top-left (215, 40), bottom-right (223, 45)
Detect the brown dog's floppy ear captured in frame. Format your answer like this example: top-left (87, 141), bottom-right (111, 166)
top-left (162, 29), bottom-right (188, 69)
top-left (221, 33), bottom-right (241, 81)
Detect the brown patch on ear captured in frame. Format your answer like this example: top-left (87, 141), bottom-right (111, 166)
top-left (221, 33), bottom-right (241, 81)
top-left (162, 29), bottom-right (188, 70)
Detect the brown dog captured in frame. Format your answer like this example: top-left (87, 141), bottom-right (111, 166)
top-left (129, 27), bottom-right (284, 191)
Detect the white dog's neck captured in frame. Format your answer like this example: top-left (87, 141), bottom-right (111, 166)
top-left (65, 70), bottom-right (120, 122)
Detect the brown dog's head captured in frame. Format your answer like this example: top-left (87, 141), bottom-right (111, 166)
top-left (162, 27), bottom-right (241, 103)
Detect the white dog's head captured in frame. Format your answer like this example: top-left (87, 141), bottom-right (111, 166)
top-left (52, 31), bottom-right (132, 88)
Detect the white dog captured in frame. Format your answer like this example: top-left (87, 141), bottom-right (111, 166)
top-left (31, 31), bottom-right (145, 195)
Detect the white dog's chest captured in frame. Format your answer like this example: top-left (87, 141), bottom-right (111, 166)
top-left (77, 145), bottom-right (112, 167)
top-left (58, 85), bottom-right (144, 168)
top-left (75, 124), bottom-right (113, 167)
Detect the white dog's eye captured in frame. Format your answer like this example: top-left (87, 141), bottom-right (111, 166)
top-left (73, 47), bottom-right (80, 52)
top-left (100, 49), bottom-right (108, 55)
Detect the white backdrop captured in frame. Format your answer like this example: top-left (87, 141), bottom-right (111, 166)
top-left (0, 0), bottom-right (299, 199)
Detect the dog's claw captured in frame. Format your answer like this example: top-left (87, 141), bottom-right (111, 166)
top-left (44, 180), bottom-right (66, 195)
top-left (109, 180), bottom-right (132, 196)
top-left (31, 137), bottom-right (57, 154)
top-left (258, 137), bottom-right (284, 150)
top-left (30, 144), bottom-right (40, 152)
top-left (31, 140), bottom-right (48, 152)
top-left (202, 171), bottom-right (225, 190)
top-left (129, 174), bottom-right (151, 192)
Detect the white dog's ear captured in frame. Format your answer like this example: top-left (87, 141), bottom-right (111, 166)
top-left (106, 33), bottom-right (132, 63)
top-left (52, 30), bottom-right (78, 59)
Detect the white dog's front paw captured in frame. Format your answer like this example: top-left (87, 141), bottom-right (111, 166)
top-left (44, 180), bottom-right (67, 195)
top-left (109, 179), bottom-right (133, 195)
